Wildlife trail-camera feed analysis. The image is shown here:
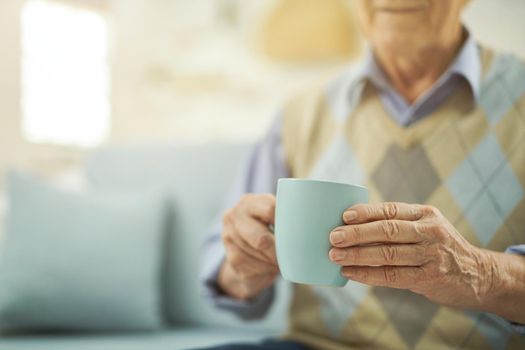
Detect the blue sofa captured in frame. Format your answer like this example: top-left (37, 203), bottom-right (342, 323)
top-left (0, 143), bottom-right (290, 350)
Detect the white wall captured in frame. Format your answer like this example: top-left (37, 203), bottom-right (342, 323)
top-left (0, 0), bottom-right (24, 187)
top-left (463, 0), bottom-right (525, 58)
top-left (107, 0), bottom-right (335, 145)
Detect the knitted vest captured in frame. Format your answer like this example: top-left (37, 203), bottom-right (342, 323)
top-left (279, 47), bottom-right (525, 350)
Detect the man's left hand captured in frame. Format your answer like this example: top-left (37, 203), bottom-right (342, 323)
top-left (328, 202), bottom-right (496, 309)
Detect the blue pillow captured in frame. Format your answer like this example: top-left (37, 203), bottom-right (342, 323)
top-left (0, 172), bottom-right (166, 332)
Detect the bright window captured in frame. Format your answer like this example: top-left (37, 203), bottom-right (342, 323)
top-left (21, 0), bottom-right (110, 148)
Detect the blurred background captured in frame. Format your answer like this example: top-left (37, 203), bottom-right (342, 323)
top-left (0, 1), bottom-right (525, 347)
top-left (1, 0), bottom-right (525, 184)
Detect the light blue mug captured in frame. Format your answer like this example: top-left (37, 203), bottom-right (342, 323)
top-left (275, 178), bottom-right (368, 287)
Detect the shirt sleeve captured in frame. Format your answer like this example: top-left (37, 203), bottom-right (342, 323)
top-left (200, 114), bottom-right (290, 320)
top-left (504, 245), bottom-right (525, 334)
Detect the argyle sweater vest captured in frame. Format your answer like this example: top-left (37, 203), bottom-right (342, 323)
top-left (279, 47), bottom-right (525, 350)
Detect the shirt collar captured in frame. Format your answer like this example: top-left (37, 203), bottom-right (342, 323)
top-left (448, 32), bottom-right (481, 100)
top-left (344, 30), bottom-right (481, 104)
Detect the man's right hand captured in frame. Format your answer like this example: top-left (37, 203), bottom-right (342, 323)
top-left (218, 193), bottom-right (279, 301)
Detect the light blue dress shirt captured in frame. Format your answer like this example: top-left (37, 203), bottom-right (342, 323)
top-left (201, 33), bottom-right (525, 330)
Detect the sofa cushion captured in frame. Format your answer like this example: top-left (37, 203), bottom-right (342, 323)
top-left (0, 172), bottom-right (166, 331)
top-left (0, 327), bottom-right (280, 350)
top-left (84, 143), bottom-right (289, 331)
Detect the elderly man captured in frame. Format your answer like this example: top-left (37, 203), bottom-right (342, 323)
top-left (199, 0), bottom-right (525, 349)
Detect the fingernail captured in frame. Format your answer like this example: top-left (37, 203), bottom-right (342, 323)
top-left (330, 249), bottom-right (346, 261)
top-left (330, 230), bottom-right (345, 244)
top-left (343, 210), bottom-right (358, 222)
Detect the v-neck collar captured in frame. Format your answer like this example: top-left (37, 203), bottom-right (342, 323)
top-left (333, 31), bottom-right (481, 127)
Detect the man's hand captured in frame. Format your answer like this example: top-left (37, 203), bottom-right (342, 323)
top-left (218, 194), bottom-right (279, 301)
top-left (328, 202), bottom-right (494, 310)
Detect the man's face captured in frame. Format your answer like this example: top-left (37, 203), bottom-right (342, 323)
top-left (355, 0), bottom-right (467, 52)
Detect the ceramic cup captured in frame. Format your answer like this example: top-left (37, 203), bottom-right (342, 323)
top-left (275, 178), bottom-right (368, 287)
